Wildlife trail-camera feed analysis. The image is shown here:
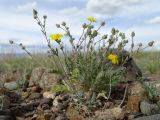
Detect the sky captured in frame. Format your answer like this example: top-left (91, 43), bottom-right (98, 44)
top-left (0, 0), bottom-right (160, 53)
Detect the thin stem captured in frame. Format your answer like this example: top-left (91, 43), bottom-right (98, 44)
top-left (107, 74), bottom-right (112, 100)
top-left (57, 56), bottom-right (69, 79)
top-left (119, 83), bottom-right (128, 108)
top-left (77, 28), bottom-right (85, 47)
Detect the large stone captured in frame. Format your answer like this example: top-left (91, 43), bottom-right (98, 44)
top-left (0, 70), bottom-right (21, 87)
top-left (43, 91), bottom-right (56, 99)
top-left (95, 107), bottom-right (124, 120)
top-left (29, 67), bottom-right (61, 88)
top-left (0, 95), bottom-right (10, 110)
top-left (4, 81), bottom-right (19, 90)
top-left (127, 81), bottom-right (146, 97)
top-left (127, 95), bottom-right (141, 113)
top-left (105, 49), bottom-right (142, 82)
top-left (127, 81), bottom-right (146, 113)
top-left (28, 92), bottom-right (42, 100)
top-left (140, 100), bottom-right (159, 115)
top-left (0, 115), bottom-right (15, 120)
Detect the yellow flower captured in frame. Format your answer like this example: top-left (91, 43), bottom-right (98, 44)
top-left (50, 33), bottom-right (63, 40)
top-left (87, 17), bottom-right (97, 22)
top-left (107, 54), bottom-right (119, 65)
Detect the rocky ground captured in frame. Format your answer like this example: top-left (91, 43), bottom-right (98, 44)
top-left (0, 67), bottom-right (160, 120)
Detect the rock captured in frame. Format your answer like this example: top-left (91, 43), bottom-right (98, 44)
top-left (53, 96), bottom-right (60, 107)
top-left (35, 114), bottom-right (52, 120)
top-left (55, 114), bottom-right (68, 120)
top-left (127, 81), bottom-right (146, 97)
top-left (24, 111), bottom-right (35, 118)
top-left (95, 107), bottom-right (124, 120)
top-left (0, 115), bottom-right (15, 120)
top-left (28, 92), bottom-right (42, 100)
top-left (0, 70), bottom-right (21, 83)
top-left (127, 95), bottom-right (141, 113)
top-left (0, 110), bottom-right (16, 120)
top-left (4, 91), bottom-right (20, 103)
top-left (134, 114), bottom-right (160, 120)
top-left (16, 117), bottom-right (25, 120)
top-left (44, 113), bottom-right (52, 120)
top-left (119, 50), bottom-right (142, 81)
top-left (29, 67), bottom-right (48, 87)
top-left (4, 81), bottom-right (19, 90)
top-left (21, 92), bottom-right (30, 99)
top-left (67, 105), bottom-right (83, 120)
top-left (39, 98), bottom-right (53, 108)
top-left (106, 49), bottom-right (142, 82)
top-left (29, 67), bottom-right (61, 88)
top-left (140, 100), bottom-right (159, 115)
top-left (31, 85), bottom-right (42, 92)
top-left (0, 95), bottom-right (10, 110)
top-left (40, 72), bottom-right (61, 88)
top-left (43, 91), bottom-right (56, 99)
top-left (26, 85), bottom-right (42, 93)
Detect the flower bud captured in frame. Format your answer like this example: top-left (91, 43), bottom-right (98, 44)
top-left (9, 40), bottom-right (14, 44)
top-left (148, 41), bottom-right (154, 47)
top-left (108, 39), bottom-right (114, 45)
top-left (62, 22), bottom-right (66, 26)
top-left (122, 33), bottom-right (125, 39)
top-left (33, 15), bottom-right (37, 19)
top-left (19, 43), bottom-right (23, 46)
top-left (22, 46), bottom-right (25, 50)
top-left (92, 30), bottom-right (98, 37)
top-left (48, 44), bottom-right (51, 48)
top-left (56, 24), bottom-right (60, 28)
top-left (43, 15), bottom-right (47, 19)
top-left (123, 40), bottom-right (128, 44)
top-left (87, 28), bottom-right (92, 35)
top-left (102, 35), bottom-right (107, 39)
top-left (119, 32), bottom-right (123, 36)
top-left (33, 9), bottom-right (38, 16)
top-left (138, 43), bottom-right (142, 47)
top-left (66, 27), bottom-right (69, 30)
top-left (116, 30), bottom-right (119, 33)
top-left (131, 31), bottom-right (135, 37)
top-left (38, 22), bottom-right (41, 25)
top-left (101, 21), bottom-right (106, 26)
top-left (82, 23), bottom-right (87, 29)
top-left (111, 28), bottom-right (116, 35)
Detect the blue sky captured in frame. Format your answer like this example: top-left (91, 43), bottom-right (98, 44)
top-left (0, 0), bottom-right (160, 53)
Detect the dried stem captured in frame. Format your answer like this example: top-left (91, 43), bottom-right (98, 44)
top-left (119, 83), bottom-right (128, 107)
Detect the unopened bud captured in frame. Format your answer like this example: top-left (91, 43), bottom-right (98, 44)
top-left (62, 22), bottom-right (66, 26)
top-left (87, 28), bottom-right (92, 35)
top-left (66, 27), bottom-right (69, 30)
top-left (38, 22), bottom-right (41, 25)
top-left (9, 40), bottom-right (14, 44)
top-left (43, 15), bottom-right (47, 19)
top-left (56, 24), bottom-right (60, 28)
top-left (19, 43), bottom-right (23, 46)
top-left (119, 32), bottom-right (123, 36)
top-left (101, 21), bottom-right (106, 26)
top-left (82, 23), bottom-right (87, 29)
top-left (92, 30), bottom-right (98, 37)
top-left (131, 31), bottom-right (135, 37)
top-left (148, 41), bottom-right (154, 47)
top-left (102, 35), bottom-right (108, 39)
top-left (33, 15), bottom-right (37, 19)
top-left (22, 46), bottom-right (25, 50)
top-left (33, 9), bottom-right (38, 16)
